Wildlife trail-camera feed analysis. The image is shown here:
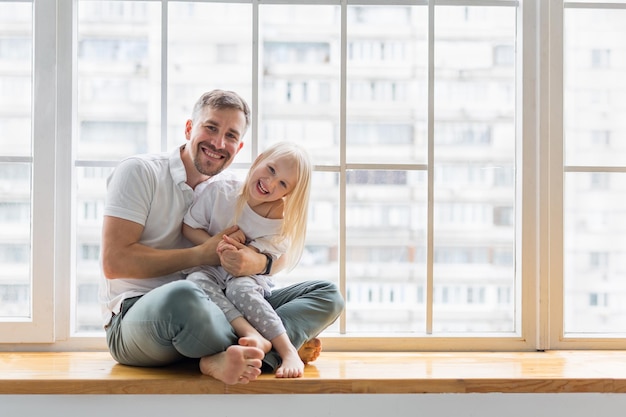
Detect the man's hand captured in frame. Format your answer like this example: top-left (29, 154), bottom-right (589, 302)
top-left (218, 235), bottom-right (266, 277)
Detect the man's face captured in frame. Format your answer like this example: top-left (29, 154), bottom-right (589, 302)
top-left (185, 106), bottom-right (246, 177)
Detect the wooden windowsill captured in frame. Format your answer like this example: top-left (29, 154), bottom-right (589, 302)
top-left (2, 350), bottom-right (626, 394)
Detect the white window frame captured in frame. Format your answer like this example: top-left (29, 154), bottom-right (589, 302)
top-left (4, 0), bottom-right (626, 351)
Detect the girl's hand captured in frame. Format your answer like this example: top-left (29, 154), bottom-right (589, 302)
top-left (226, 228), bottom-right (246, 245)
top-left (219, 235), bottom-right (266, 277)
top-left (217, 236), bottom-right (238, 255)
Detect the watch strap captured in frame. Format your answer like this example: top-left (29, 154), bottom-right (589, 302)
top-left (261, 253), bottom-right (273, 275)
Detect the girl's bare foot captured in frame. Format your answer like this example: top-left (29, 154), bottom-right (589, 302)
top-left (199, 344), bottom-right (264, 385)
top-left (230, 317), bottom-right (272, 353)
top-left (239, 335), bottom-right (272, 354)
top-left (297, 338), bottom-right (322, 364)
top-left (275, 351), bottom-right (304, 378)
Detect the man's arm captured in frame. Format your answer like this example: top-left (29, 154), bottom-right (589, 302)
top-left (101, 216), bottom-right (235, 279)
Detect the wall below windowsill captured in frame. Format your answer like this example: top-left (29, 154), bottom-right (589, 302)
top-left (2, 350), bottom-right (626, 394)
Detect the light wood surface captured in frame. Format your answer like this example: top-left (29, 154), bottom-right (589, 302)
top-left (2, 350), bottom-right (626, 394)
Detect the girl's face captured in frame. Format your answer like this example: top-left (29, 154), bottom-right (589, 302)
top-left (247, 155), bottom-right (298, 204)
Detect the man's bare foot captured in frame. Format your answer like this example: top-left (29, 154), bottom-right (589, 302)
top-left (275, 351), bottom-right (304, 378)
top-left (199, 344), bottom-right (264, 385)
top-left (297, 338), bottom-right (322, 364)
top-left (239, 335), bottom-right (272, 354)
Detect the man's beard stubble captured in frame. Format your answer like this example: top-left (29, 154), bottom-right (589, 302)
top-left (193, 149), bottom-right (230, 177)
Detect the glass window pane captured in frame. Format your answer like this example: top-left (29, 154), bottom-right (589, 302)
top-left (168, 2), bottom-right (253, 159)
top-left (564, 172), bottom-right (626, 334)
top-left (0, 2), bottom-right (32, 320)
top-left (566, 0), bottom-right (626, 4)
top-left (0, 2), bottom-right (32, 157)
top-left (433, 6), bottom-right (517, 333)
top-left (0, 163), bottom-right (32, 319)
top-left (274, 171), bottom-right (340, 334)
top-left (77, 1), bottom-right (162, 161)
top-left (345, 170), bottom-right (427, 333)
top-left (563, 7), bottom-right (626, 337)
top-left (259, 4), bottom-right (340, 166)
top-left (346, 5), bottom-right (428, 164)
top-left (74, 166), bottom-right (112, 333)
top-left (564, 8), bottom-right (626, 167)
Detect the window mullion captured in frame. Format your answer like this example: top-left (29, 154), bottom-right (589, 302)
top-left (519, 0), bottom-right (542, 349)
top-left (547, 0), bottom-right (565, 349)
top-left (338, 0), bottom-right (347, 335)
top-left (426, 0), bottom-right (435, 336)
top-left (53, 0), bottom-right (77, 343)
top-left (28, 0), bottom-right (56, 342)
top-left (252, 0), bottom-right (260, 157)
top-left (161, 0), bottom-right (168, 151)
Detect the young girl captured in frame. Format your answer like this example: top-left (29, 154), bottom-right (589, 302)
top-left (182, 141), bottom-right (312, 378)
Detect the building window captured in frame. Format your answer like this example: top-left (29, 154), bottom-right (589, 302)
top-left (589, 293), bottom-right (608, 308)
top-left (591, 49), bottom-right (611, 69)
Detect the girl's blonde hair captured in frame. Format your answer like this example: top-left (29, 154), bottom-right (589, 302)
top-left (234, 141), bottom-right (312, 272)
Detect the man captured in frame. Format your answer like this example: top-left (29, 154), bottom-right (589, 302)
top-left (99, 89), bottom-right (344, 384)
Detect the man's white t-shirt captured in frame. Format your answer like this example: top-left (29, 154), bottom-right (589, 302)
top-left (98, 145), bottom-right (229, 326)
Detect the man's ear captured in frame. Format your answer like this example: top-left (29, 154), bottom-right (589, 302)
top-left (236, 141), bottom-right (244, 153)
top-left (184, 119), bottom-right (193, 139)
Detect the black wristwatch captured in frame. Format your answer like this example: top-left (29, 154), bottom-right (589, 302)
top-left (260, 253), bottom-right (273, 275)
